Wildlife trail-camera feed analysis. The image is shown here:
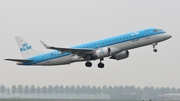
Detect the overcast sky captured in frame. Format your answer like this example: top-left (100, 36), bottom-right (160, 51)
top-left (0, 0), bottom-right (179, 88)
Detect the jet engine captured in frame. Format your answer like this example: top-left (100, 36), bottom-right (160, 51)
top-left (110, 50), bottom-right (129, 60)
top-left (95, 47), bottom-right (111, 59)
top-left (95, 47), bottom-right (121, 59)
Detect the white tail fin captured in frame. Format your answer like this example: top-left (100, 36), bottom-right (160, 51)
top-left (15, 36), bottom-right (38, 58)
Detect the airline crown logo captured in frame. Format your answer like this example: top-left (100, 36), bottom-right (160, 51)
top-left (20, 43), bottom-right (32, 52)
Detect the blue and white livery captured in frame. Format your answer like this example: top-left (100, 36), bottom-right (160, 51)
top-left (5, 28), bottom-right (172, 68)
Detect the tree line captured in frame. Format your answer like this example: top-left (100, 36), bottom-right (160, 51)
top-left (0, 85), bottom-right (180, 100)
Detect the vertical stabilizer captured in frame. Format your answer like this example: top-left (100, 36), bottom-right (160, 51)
top-left (15, 36), bottom-right (38, 58)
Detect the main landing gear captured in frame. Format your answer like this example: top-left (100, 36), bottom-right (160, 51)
top-left (85, 61), bottom-right (92, 67)
top-left (98, 58), bottom-right (104, 68)
top-left (153, 43), bottom-right (157, 52)
top-left (85, 58), bottom-right (105, 68)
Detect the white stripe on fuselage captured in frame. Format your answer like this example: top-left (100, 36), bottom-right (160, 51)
top-left (35, 33), bottom-right (167, 66)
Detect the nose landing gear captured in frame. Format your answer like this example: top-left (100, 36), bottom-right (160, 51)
top-left (153, 43), bottom-right (158, 52)
top-left (153, 49), bottom-right (157, 52)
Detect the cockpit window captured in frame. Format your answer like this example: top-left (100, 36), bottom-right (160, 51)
top-left (154, 30), bottom-right (158, 32)
top-left (159, 29), bottom-right (163, 31)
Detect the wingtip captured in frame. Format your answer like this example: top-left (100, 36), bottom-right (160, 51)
top-left (4, 58), bottom-right (11, 61)
top-left (40, 40), bottom-right (48, 48)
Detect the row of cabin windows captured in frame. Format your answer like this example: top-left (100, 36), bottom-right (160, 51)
top-left (51, 52), bottom-right (60, 56)
top-left (83, 29), bottom-right (163, 48)
top-left (83, 35), bottom-right (136, 48)
top-left (154, 29), bottom-right (163, 32)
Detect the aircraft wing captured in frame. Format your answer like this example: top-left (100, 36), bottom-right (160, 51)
top-left (40, 41), bottom-right (95, 54)
top-left (4, 59), bottom-right (34, 63)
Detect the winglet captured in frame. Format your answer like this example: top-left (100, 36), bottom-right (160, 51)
top-left (40, 40), bottom-right (49, 48)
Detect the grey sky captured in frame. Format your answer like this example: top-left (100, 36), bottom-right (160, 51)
top-left (0, 0), bottom-right (179, 88)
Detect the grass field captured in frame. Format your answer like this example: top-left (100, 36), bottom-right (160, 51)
top-left (0, 99), bottom-right (174, 101)
top-left (0, 99), bottom-right (118, 101)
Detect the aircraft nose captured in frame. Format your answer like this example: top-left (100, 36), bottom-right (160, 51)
top-left (165, 33), bottom-right (172, 39)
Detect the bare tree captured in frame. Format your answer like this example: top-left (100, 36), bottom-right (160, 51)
top-left (36, 86), bottom-right (41, 98)
top-left (24, 85), bottom-right (29, 98)
top-left (59, 85), bottom-right (64, 98)
top-left (42, 86), bottom-right (47, 98)
top-left (17, 85), bottom-right (23, 98)
top-left (97, 86), bottom-right (101, 94)
top-left (54, 85), bottom-right (59, 98)
top-left (171, 87), bottom-right (177, 93)
top-left (65, 86), bottom-right (70, 98)
top-left (6, 87), bottom-right (10, 98)
top-left (70, 85), bottom-right (75, 98)
top-left (76, 85), bottom-right (80, 95)
top-left (11, 85), bottom-right (17, 98)
top-left (86, 85), bottom-right (91, 95)
top-left (102, 85), bottom-right (108, 94)
top-left (30, 85), bottom-right (35, 98)
top-left (92, 86), bottom-right (97, 98)
top-left (48, 85), bottom-right (53, 98)
top-left (0, 85), bottom-right (6, 98)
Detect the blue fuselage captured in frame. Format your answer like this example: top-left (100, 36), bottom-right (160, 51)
top-left (22, 28), bottom-right (171, 66)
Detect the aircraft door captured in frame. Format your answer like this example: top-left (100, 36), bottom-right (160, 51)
top-left (45, 54), bottom-right (50, 63)
top-left (98, 43), bottom-right (101, 48)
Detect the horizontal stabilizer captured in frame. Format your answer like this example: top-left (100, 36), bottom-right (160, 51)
top-left (4, 59), bottom-right (34, 63)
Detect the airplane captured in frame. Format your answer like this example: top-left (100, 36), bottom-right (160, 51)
top-left (5, 28), bottom-right (172, 68)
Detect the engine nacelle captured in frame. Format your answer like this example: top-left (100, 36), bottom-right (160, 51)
top-left (95, 47), bottom-right (111, 59)
top-left (110, 50), bottom-right (129, 60)
top-left (94, 47), bottom-right (122, 59)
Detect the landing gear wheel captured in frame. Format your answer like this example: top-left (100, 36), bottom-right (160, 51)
top-left (152, 43), bottom-right (158, 53)
top-left (153, 49), bottom-right (157, 52)
top-left (98, 63), bottom-right (104, 68)
top-left (85, 61), bottom-right (92, 67)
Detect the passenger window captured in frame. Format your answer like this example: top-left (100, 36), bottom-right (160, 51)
top-left (116, 39), bottom-right (118, 41)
